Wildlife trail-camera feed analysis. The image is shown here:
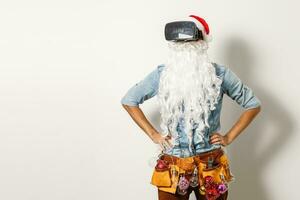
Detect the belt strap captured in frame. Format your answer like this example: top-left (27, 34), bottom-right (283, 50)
top-left (161, 147), bottom-right (224, 169)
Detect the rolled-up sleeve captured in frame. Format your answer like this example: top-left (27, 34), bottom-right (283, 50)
top-left (222, 67), bottom-right (261, 110)
top-left (120, 65), bottom-right (164, 106)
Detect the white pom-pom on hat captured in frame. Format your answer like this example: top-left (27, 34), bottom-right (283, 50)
top-left (187, 15), bottom-right (212, 42)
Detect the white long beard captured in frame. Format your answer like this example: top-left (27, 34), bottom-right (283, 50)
top-left (157, 40), bottom-right (222, 152)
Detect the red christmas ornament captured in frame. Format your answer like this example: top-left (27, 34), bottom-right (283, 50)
top-left (203, 175), bottom-right (223, 200)
top-left (205, 187), bottom-right (220, 200)
top-left (155, 159), bottom-right (169, 171)
top-left (204, 175), bottom-right (214, 185)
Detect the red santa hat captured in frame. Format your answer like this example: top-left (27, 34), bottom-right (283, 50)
top-left (188, 15), bottom-right (212, 42)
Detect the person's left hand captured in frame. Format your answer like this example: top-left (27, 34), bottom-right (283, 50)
top-left (209, 132), bottom-right (231, 146)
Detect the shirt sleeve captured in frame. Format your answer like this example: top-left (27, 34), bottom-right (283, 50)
top-left (120, 64), bottom-right (164, 106)
top-left (222, 67), bottom-right (261, 110)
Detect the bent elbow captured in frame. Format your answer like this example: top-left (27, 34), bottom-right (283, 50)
top-left (245, 104), bottom-right (262, 115)
top-left (121, 103), bottom-right (139, 110)
top-left (252, 105), bottom-right (262, 115)
top-left (256, 105), bottom-right (262, 113)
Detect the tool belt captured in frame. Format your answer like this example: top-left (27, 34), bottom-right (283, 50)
top-left (150, 147), bottom-right (235, 200)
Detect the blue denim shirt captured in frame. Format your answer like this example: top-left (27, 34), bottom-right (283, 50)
top-left (121, 62), bottom-right (261, 157)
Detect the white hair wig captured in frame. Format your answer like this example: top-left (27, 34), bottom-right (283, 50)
top-left (157, 40), bottom-right (222, 152)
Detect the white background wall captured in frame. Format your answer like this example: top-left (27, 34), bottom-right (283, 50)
top-left (0, 0), bottom-right (299, 200)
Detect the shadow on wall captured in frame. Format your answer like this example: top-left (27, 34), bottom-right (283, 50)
top-left (147, 36), bottom-right (295, 200)
top-left (220, 36), bottom-right (295, 200)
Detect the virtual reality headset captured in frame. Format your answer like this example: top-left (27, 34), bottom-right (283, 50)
top-left (164, 21), bottom-right (204, 42)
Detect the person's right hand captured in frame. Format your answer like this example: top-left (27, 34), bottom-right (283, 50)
top-left (151, 133), bottom-right (173, 151)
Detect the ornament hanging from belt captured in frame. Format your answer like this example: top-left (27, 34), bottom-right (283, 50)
top-left (150, 148), bottom-right (235, 199)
